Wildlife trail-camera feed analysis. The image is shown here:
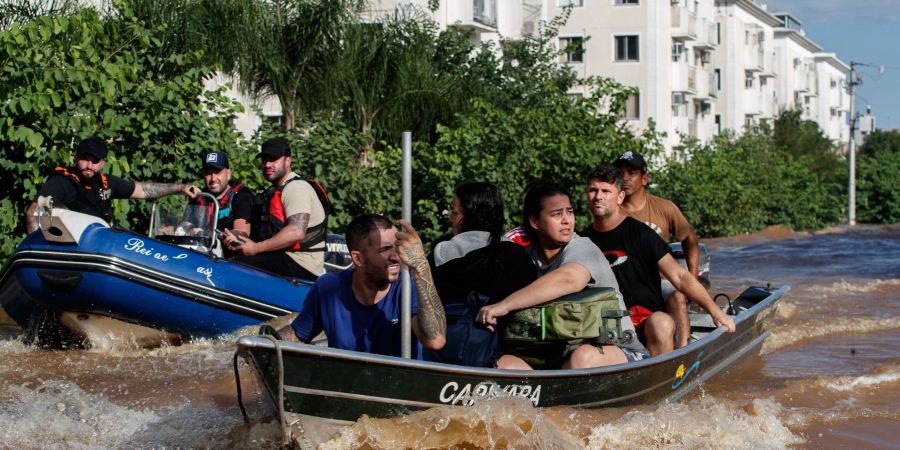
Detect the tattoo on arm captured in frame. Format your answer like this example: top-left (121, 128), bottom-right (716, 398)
top-left (139, 182), bottom-right (184, 199)
top-left (286, 213), bottom-right (310, 233)
top-left (405, 249), bottom-right (446, 341)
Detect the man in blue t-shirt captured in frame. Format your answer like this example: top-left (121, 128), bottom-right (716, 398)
top-left (290, 214), bottom-right (446, 358)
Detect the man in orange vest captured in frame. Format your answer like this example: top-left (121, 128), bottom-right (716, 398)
top-left (25, 137), bottom-right (199, 233)
top-left (222, 138), bottom-right (327, 280)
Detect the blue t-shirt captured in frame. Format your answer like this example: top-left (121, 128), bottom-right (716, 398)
top-left (291, 268), bottom-right (423, 359)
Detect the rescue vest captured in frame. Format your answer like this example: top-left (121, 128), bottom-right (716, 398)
top-left (49, 166), bottom-right (113, 221)
top-left (256, 175), bottom-right (330, 252)
top-left (194, 181), bottom-right (253, 232)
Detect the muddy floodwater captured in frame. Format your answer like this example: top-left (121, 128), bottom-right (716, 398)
top-left (1, 224), bottom-right (898, 448)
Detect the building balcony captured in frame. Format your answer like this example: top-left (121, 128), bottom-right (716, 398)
top-left (448, 0), bottom-right (497, 32)
top-left (671, 7), bottom-right (697, 41)
top-left (693, 20), bottom-right (718, 49)
top-left (672, 62), bottom-right (698, 94)
top-left (745, 47), bottom-right (764, 72)
top-left (693, 70), bottom-right (718, 100)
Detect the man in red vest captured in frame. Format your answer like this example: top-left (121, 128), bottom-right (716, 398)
top-left (223, 138), bottom-right (327, 280)
top-left (25, 137), bottom-right (198, 233)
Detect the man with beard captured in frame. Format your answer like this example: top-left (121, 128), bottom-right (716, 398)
top-left (615, 150), bottom-right (701, 349)
top-left (581, 165), bottom-right (734, 356)
top-left (222, 138), bottom-right (327, 279)
top-left (190, 151), bottom-right (255, 241)
top-left (287, 214), bottom-right (446, 358)
top-left (25, 137), bottom-right (199, 233)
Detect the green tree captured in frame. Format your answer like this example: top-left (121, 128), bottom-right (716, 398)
top-left (0, 7), bottom-right (243, 259)
top-left (856, 129), bottom-right (900, 223)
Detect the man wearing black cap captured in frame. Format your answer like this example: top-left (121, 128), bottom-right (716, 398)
top-left (614, 150), bottom-right (701, 349)
top-left (25, 137), bottom-right (199, 233)
top-left (222, 138), bottom-right (327, 279)
top-left (192, 151), bottom-right (256, 240)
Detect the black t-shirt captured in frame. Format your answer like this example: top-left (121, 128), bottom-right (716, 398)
top-left (37, 170), bottom-right (135, 218)
top-left (581, 216), bottom-right (671, 312)
top-left (198, 181), bottom-right (256, 231)
top-left (430, 241), bottom-right (537, 306)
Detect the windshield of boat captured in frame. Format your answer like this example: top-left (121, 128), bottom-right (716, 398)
top-left (149, 196), bottom-right (215, 240)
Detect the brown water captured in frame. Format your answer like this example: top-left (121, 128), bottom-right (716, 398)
top-left (1, 224), bottom-right (898, 449)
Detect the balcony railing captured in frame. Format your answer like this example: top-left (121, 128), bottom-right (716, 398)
top-left (671, 7), bottom-right (697, 40)
top-left (709, 72), bottom-right (718, 98)
top-left (694, 20), bottom-right (718, 49)
top-left (474, 0), bottom-right (497, 28)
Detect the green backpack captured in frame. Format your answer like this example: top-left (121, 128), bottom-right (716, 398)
top-left (501, 287), bottom-right (634, 345)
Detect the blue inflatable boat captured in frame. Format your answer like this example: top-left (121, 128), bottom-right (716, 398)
top-left (0, 197), bottom-right (350, 348)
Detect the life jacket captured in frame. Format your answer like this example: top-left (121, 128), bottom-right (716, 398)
top-left (256, 175), bottom-right (330, 252)
top-left (194, 181), bottom-right (253, 232)
top-left (50, 166), bottom-right (112, 221)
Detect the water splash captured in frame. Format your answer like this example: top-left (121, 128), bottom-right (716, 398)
top-left (587, 397), bottom-right (804, 449)
top-left (763, 317), bottom-right (900, 354)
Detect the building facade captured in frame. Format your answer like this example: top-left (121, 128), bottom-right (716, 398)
top-left (222, 0), bottom-right (853, 153)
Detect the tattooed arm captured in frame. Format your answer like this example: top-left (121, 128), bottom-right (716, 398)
top-left (395, 220), bottom-right (446, 350)
top-left (24, 202), bottom-right (40, 234)
top-left (131, 182), bottom-right (199, 199)
top-left (225, 212), bottom-right (309, 257)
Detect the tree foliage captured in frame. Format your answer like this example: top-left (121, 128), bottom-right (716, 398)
top-left (654, 112), bottom-right (846, 236)
top-left (856, 129), bottom-right (900, 223)
top-left (0, 6), bottom-right (243, 257)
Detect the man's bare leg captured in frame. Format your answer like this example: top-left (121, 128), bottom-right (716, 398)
top-left (496, 354), bottom-right (534, 370)
top-left (643, 312), bottom-right (675, 357)
top-left (562, 343), bottom-right (627, 369)
top-left (666, 291), bottom-right (691, 349)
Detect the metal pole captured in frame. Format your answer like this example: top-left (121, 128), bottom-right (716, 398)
top-left (847, 63), bottom-right (857, 226)
top-left (400, 131), bottom-right (412, 359)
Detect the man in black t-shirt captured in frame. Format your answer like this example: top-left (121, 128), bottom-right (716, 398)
top-left (25, 137), bottom-right (199, 233)
top-left (193, 151), bottom-right (256, 239)
top-left (581, 165), bottom-right (734, 356)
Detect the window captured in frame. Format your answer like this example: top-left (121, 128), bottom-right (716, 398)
top-left (615, 35), bottom-right (639, 61)
top-left (621, 91), bottom-right (640, 119)
top-left (714, 68), bottom-right (722, 91)
top-left (745, 75), bottom-right (754, 88)
top-left (614, 0), bottom-right (639, 5)
top-left (559, 37), bottom-right (585, 63)
top-left (557, 0), bottom-right (583, 6)
top-left (715, 114), bottom-right (722, 134)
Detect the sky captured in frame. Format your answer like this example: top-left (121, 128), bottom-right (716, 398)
top-left (764, 0), bottom-right (900, 130)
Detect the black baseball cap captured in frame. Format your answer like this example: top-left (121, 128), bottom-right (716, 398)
top-left (203, 151), bottom-right (229, 170)
top-left (614, 151), bottom-right (647, 170)
top-left (76, 137), bottom-right (108, 160)
top-left (259, 138), bottom-right (291, 159)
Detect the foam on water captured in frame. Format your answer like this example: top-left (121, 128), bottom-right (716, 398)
top-left (0, 379), bottom-right (281, 449)
top-left (806, 278), bottom-right (900, 295)
top-left (588, 397), bottom-right (804, 449)
top-left (762, 316), bottom-right (900, 354)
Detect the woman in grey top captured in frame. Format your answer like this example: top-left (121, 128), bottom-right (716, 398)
top-left (477, 181), bottom-right (644, 370)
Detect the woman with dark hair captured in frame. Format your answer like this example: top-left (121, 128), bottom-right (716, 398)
top-left (477, 180), bottom-right (646, 370)
top-left (425, 181), bottom-right (537, 367)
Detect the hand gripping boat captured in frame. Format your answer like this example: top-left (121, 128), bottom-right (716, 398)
top-left (0, 196), bottom-right (351, 348)
top-left (234, 284), bottom-right (788, 447)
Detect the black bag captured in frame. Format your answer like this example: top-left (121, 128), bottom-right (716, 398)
top-left (423, 292), bottom-right (499, 367)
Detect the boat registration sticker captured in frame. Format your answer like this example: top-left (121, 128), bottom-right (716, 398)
top-left (439, 381), bottom-right (542, 406)
top-left (671, 351), bottom-right (704, 389)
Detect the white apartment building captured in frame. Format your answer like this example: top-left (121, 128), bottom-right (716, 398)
top-left (543, 0), bottom-right (722, 156)
top-left (813, 53), bottom-right (851, 148)
top-left (713, 0), bottom-right (780, 134)
top-left (218, 0), bottom-right (851, 152)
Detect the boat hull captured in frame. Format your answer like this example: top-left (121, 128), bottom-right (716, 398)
top-left (0, 224), bottom-right (313, 344)
top-left (236, 286), bottom-right (786, 424)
